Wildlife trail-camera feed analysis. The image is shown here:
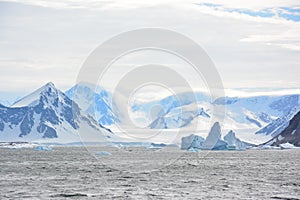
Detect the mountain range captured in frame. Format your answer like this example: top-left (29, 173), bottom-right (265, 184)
top-left (131, 92), bottom-right (300, 142)
top-left (1, 82), bottom-right (300, 144)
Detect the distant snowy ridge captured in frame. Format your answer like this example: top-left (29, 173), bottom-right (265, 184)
top-left (148, 105), bottom-right (210, 129)
top-left (218, 95), bottom-right (300, 137)
top-left (134, 92), bottom-right (300, 139)
top-left (132, 92), bottom-right (211, 128)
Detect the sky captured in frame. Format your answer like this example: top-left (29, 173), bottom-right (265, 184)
top-left (0, 0), bottom-right (300, 103)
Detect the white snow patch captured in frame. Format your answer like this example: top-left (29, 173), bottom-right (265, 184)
top-left (280, 143), bottom-right (300, 149)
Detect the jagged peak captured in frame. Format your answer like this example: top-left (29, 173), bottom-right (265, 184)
top-left (45, 81), bottom-right (55, 87)
top-left (224, 130), bottom-right (237, 141)
top-left (11, 82), bottom-right (62, 108)
top-left (40, 82), bottom-right (57, 91)
top-left (226, 130), bottom-right (235, 136)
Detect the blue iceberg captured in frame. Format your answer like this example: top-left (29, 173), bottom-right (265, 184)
top-left (34, 145), bottom-right (53, 151)
top-left (95, 151), bottom-right (112, 156)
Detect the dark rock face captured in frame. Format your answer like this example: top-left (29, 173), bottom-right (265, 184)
top-left (19, 110), bottom-right (34, 137)
top-left (266, 111), bottom-right (300, 147)
top-left (37, 124), bottom-right (57, 138)
top-left (0, 105), bottom-right (37, 138)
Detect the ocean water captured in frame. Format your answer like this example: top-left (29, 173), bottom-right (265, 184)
top-left (0, 147), bottom-right (299, 199)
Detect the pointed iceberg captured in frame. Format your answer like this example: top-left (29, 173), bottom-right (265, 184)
top-left (201, 122), bottom-right (227, 150)
top-left (224, 130), bottom-right (253, 150)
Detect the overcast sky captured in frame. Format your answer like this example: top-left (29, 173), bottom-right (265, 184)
top-left (0, 0), bottom-right (300, 102)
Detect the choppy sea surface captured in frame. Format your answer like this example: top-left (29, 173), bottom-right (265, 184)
top-left (0, 147), bottom-right (299, 199)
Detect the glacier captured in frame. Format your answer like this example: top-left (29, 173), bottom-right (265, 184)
top-left (181, 134), bottom-right (205, 150)
top-left (131, 91), bottom-right (300, 143)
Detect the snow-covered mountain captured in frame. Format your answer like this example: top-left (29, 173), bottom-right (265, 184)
top-left (132, 92), bottom-right (300, 140)
top-left (63, 84), bottom-right (300, 142)
top-left (255, 106), bottom-right (300, 137)
top-left (131, 92), bottom-right (211, 128)
top-left (215, 95), bottom-right (300, 131)
top-left (0, 82), bottom-right (113, 143)
top-left (65, 83), bottom-right (119, 127)
top-left (1, 82), bottom-right (299, 144)
top-left (264, 111), bottom-right (300, 147)
top-left (148, 105), bottom-right (210, 129)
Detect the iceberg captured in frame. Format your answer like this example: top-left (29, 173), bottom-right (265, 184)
top-left (181, 134), bottom-right (205, 150)
top-left (34, 145), bottom-right (53, 151)
top-left (180, 123), bottom-right (257, 151)
top-left (201, 122), bottom-right (227, 150)
top-left (187, 147), bottom-right (200, 152)
top-left (223, 130), bottom-right (249, 150)
top-left (181, 122), bottom-right (228, 150)
top-left (148, 143), bottom-right (167, 149)
top-left (95, 151), bottom-right (112, 156)
top-left (0, 142), bottom-right (35, 149)
top-left (210, 139), bottom-right (228, 150)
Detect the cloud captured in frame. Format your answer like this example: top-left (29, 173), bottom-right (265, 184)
top-left (6, 0), bottom-right (300, 9)
top-left (240, 24), bottom-right (300, 51)
top-left (193, 3), bottom-right (300, 24)
top-left (225, 88), bottom-right (300, 97)
top-left (196, 0), bottom-right (300, 10)
top-left (0, 0), bottom-right (299, 99)
top-left (6, 0), bottom-right (171, 10)
top-left (7, 0), bottom-right (300, 17)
